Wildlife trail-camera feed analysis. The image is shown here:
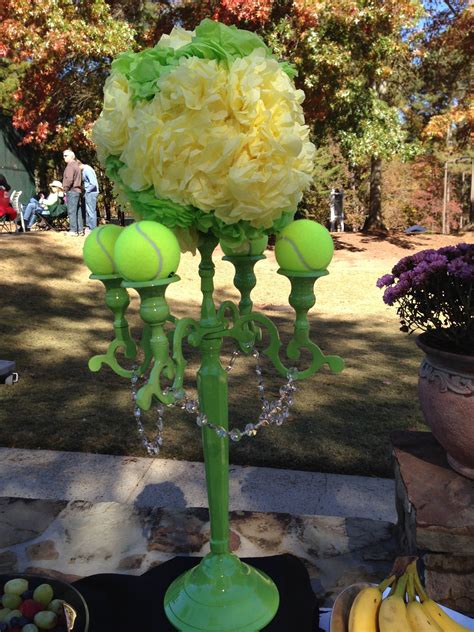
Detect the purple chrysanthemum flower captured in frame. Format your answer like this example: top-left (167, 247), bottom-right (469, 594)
top-left (392, 255), bottom-right (415, 277)
top-left (376, 273), bottom-right (394, 289)
top-left (456, 243), bottom-right (474, 256)
top-left (448, 257), bottom-right (474, 282)
top-left (377, 242), bottom-right (474, 352)
top-left (383, 286), bottom-right (397, 306)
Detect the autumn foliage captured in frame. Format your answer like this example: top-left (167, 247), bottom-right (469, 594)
top-left (0, 0), bottom-right (471, 230)
top-left (0, 0), bottom-right (135, 148)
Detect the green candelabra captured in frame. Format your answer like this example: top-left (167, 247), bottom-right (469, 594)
top-left (85, 222), bottom-right (343, 632)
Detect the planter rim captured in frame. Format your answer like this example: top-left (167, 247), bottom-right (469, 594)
top-left (416, 332), bottom-right (474, 372)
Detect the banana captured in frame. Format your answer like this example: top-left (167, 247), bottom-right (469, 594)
top-left (420, 601), bottom-right (470, 632)
top-left (379, 574), bottom-right (411, 632)
top-left (348, 586), bottom-right (382, 632)
top-left (348, 575), bottom-right (396, 632)
top-left (410, 562), bottom-right (470, 632)
top-left (407, 599), bottom-right (443, 631)
top-left (405, 567), bottom-right (442, 632)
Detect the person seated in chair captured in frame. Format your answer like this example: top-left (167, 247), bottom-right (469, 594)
top-left (23, 181), bottom-right (65, 229)
top-left (0, 174), bottom-right (16, 222)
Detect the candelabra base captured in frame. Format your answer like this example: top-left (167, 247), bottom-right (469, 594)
top-left (164, 552), bottom-right (279, 631)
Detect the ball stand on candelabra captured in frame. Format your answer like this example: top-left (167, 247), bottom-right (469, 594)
top-left (87, 232), bottom-right (343, 632)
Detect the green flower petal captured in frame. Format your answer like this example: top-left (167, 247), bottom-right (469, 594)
top-left (105, 154), bottom-right (294, 247)
top-left (119, 18), bottom-right (293, 102)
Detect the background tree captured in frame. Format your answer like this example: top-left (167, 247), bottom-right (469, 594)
top-left (404, 0), bottom-right (473, 228)
top-left (212, 0), bottom-right (424, 230)
top-left (0, 0), bottom-right (135, 197)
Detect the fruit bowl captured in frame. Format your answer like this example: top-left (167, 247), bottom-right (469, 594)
top-left (329, 582), bottom-right (372, 632)
top-left (0, 573), bottom-right (89, 631)
top-left (329, 583), bottom-right (474, 632)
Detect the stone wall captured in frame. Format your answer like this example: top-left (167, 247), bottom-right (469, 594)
top-left (0, 497), bottom-right (397, 606)
top-left (392, 430), bottom-right (474, 615)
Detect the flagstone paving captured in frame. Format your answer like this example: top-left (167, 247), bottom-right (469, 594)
top-left (0, 447), bottom-right (396, 520)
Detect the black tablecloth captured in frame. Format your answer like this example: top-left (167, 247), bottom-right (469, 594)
top-left (73, 554), bottom-right (319, 631)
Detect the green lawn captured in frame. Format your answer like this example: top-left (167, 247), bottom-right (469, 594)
top-left (1, 230), bottom-right (461, 478)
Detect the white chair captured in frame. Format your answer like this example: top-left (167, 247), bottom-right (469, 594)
top-left (9, 190), bottom-right (25, 233)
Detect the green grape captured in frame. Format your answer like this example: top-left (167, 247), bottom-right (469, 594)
top-left (0, 608), bottom-right (11, 622)
top-left (33, 584), bottom-right (54, 607)
top-left (34, 610), bottom-right (57, 630)
top-left (1, 593), bottom-right (21, 609)
top-left (5, 609), bottom-right (22, 622)
top-left (23, 625), bottom-right (40, 632)
top-left (47, 598), bottom-right (64, 615)
top-left (3, 578), bottom-right (28, 595)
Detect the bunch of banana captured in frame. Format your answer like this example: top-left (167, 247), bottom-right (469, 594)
top-left (347, 561), bottom-right (471, 632)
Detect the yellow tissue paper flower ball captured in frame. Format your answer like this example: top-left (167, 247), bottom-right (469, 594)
top-left (118, 49), bottom-right (315, 229)
top-left (92, 19), bottom-right (317, 244)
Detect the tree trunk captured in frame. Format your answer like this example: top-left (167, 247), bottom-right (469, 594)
top-left (363, 155), bottom-right (387, 232)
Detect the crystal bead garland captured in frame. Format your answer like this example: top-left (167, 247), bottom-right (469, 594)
top-left (131, 372), bottom-right (164, 456)
top-left (131, 349), bottom-right (298, 454)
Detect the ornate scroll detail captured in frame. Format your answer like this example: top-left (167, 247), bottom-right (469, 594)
top-left (419, 358), bottom-right (473, 395)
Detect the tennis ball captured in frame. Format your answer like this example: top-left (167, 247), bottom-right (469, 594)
top-left (83, 224), bottom-right (123, 274)
top-left (113, 220), bottom-right (181, 281)
top-left (221, 235), bottom-right (268, 256)
top-left (275, 219), bottom-right (334, 272)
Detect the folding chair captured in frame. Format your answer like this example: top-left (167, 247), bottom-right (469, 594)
top-left (35, 201), bottom-right (69, 231)
top-left (0, 190), bottom-right (23, 233)
top-left (11, 191), bottom-right (25, 233)
top-left (0, 214), bottom-right (10, 233)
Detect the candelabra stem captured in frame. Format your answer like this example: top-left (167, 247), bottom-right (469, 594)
top-left (198, 336), bottom-right (229, 554)
top-left (164, 233), bottom-right (279, 631)
top-left (198, 232), bottom-right (219, 325)
top-left (197, 232), bottom-right (229, 553)
top-left (288, 275), bottom-right (317, 343)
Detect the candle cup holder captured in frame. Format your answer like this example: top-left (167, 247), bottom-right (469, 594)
top-left (122, 276), bottom-right (180, 410)
top-left (222, 254), bottom-right (265, 346)
top-left (88, 274), bottom-right (137, 378)
top-left (278, 269), bottom-right (345, 378)
top-left (89, 232), bottom-right (343, 632)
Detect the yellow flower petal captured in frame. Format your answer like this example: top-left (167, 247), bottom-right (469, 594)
top-left (108, 51), bottom-right (315, 227)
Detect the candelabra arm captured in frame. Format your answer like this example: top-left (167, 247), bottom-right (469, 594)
top-left (283, 270), bottom-right (344, 378)
top-left (169, 316), bottom-right (203, 395)
top-left (88, 275), bottom-right (137, 378)
top-left (222, 254), bottom-right (265, 346)
top-left (198, 232), bottom-right (219, 325)
top-left (223, 270), bottom-right (344, 379)
top-left (124, 277), bottom-right (180, 411)
top-left (224, 310), bottom-right (286, 369)
top-left (217, 300), bottom-right (240, 325)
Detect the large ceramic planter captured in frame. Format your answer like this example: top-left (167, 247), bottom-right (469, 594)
top-left (417, 333), bottom-right (474, 479)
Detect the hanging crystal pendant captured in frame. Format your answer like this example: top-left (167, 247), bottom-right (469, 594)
top-left (196, 413), bottom-right (208, 427)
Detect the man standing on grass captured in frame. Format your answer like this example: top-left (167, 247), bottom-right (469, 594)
top-left (62, 149), bottom-right (83, 236)
top-left (81, 163), bottom-right (99, 235)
